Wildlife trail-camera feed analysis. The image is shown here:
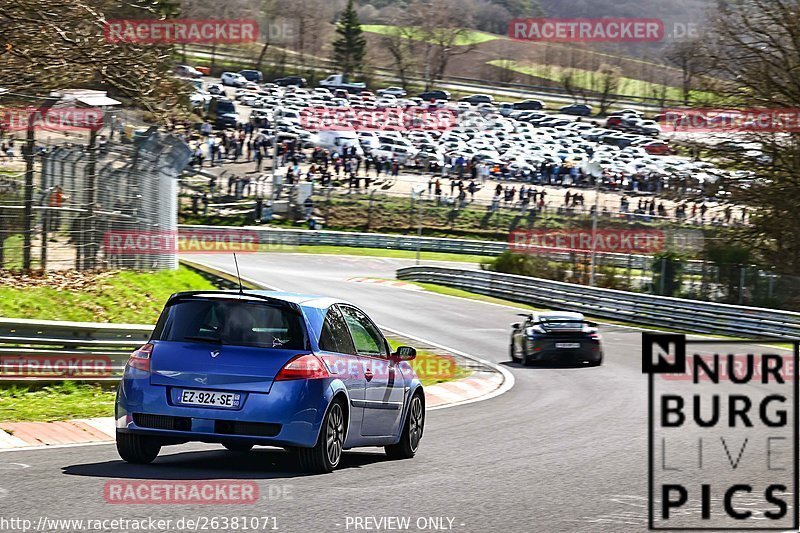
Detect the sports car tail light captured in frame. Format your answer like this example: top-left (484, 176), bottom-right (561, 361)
top-left (275, 354), bottom-right (330, 381)
top-left (588, 333), bottom-right (601, 340)
top-left (128, 343), bottom-right (153, 372)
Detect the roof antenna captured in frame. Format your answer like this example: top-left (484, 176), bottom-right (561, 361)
top-left (232, 253), bottom-right (244, 295)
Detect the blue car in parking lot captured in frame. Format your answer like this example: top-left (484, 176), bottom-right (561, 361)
top-left (116, 291), bottom-right (425, 473)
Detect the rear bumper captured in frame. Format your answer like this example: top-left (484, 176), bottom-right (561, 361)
top-left (116, 373), bottom-right (341, 448)
top-left (524, 341), bottom-right (603, 364)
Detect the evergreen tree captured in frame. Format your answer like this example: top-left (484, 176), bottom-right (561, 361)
top-left (333, 0), bottom-right (367, 77)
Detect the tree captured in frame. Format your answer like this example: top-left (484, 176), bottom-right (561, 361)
top-left (381, 25), bottom-right (420, 89)
top-left (699, 0), bottom-right (800, 275)
top-left (664, 38), bottom-right (711, 105)
top-left (592, 63), bottom-right (621, 115)
top-left (333, 0), bottom-right (367, 77)
top-left (407, 0), bottom-right (479, 90)
top-left (0, 0), bottom-right (190, 118)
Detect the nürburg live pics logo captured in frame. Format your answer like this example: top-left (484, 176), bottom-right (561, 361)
top-left (643, 333), bottom-right (798, 530)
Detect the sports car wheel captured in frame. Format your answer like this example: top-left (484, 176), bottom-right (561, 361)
top-left (510, 343), bottom-right (520, 363)
top-left (386, 393), bottom-right (424, 460)
top-left (298, 400), bottom-right (345, 473)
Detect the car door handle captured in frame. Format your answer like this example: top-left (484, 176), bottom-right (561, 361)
top-left (365, 368), bottom-right (373, 381)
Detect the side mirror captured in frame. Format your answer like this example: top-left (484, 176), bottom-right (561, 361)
top-left (512, 323), bottom-right (521, 329)
top-left (393, 346), bottom-right (417, 361)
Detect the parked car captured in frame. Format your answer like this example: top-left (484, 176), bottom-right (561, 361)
top-left (418, 90), bottom-right (451, 102)
top-left (206, 97), bottom-right (238, 128)
top-left (377, 87), bottom-right (407, 98)
top-left (605, 115), bottom-right (624, 128)
top-left (510, 312), bottom-right (603, 366)
top-left (116, 291), bottom-right (425, 473)
top-left (220, 72), bottom-right (247, 87)
top-left (239, 69), bottom-right (264, 83)
top-left (206, 83), bottom-right (224, 96)
top-left (560, 103), bottom-right (593, 116)
top-left (319, 74), bottom-right (366, 91)
top-left (175, 65), bottom-right (203, 79)
top-left (274, 76), bottom-right (307, 88)
top-left (459, 94), bottom-right (494, 105)
top-left (513, 99), bottom-right (545, 110)
top-left (639, 140), bottom-right (673, 155)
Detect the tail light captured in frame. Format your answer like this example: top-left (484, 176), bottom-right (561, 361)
top-left (588, 333), bottom-right (601, 340)
top-left (275, 354), bottom-right (329, 381)
top-left (128, 343), bottom-right (153, 372)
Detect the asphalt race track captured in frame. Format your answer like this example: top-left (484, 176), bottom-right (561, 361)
top-left (0, 253), bottom-right (790, 532)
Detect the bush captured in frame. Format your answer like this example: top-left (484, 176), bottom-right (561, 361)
top-left (482, 251), bottom-right (569, 282)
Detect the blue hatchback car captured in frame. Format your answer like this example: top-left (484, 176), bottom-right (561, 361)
top-left (115, 291), bottom-right (425, 473)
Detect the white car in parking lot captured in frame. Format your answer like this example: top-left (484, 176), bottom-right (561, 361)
top-left (221, 72), bottom-right (247, 87)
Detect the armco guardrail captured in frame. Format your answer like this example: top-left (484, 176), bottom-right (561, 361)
top-left (0, 318), bottom-right (153, 380)
top-left (0, 260), bottom-right (273, 381)
top-left (396, 266), bottom-right (800, 339)
top-left (179, 225), bottom-right (704, 273)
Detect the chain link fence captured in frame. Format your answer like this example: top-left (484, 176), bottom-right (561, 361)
top-left (0, 124), bottom-right (191, 271)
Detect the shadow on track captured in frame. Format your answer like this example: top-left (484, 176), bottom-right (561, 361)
top-left (499, 361), bottom-right (601, 370)
top-left (62, 447), bottom-right (389, 480)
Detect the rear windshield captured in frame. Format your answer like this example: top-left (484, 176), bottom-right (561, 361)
top-left (152, 298), bottom-right (306, 350)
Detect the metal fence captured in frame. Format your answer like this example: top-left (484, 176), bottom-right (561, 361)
top-left (0, 124), bottom-right (191, 271)
top-left (396, 265), bottom-right (800, 339)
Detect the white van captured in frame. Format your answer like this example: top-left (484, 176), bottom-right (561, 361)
top-left (370, 144), bottom-right (418, 164)
top-left (317, 130), bottom-right (364, 156)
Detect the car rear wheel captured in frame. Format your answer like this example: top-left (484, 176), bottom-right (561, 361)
top-left (116, 432), bottom-right (161, 464)
top-left (222, 442), bottom-right (254, 452)
top-left (385, 393), bottom-right (424, 460)
top-left (298, 400), bottom-right (345, 474)
top-left (509, 343), bottom-right (520, 363)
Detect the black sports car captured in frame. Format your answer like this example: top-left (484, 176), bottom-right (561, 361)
top-left (510, 312), bottom-right (603, 366)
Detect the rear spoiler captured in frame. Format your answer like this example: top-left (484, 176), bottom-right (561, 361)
top-left (165, 291), bottom-right (302, 314)
top-left (535, 318), bottom-right (598, 329)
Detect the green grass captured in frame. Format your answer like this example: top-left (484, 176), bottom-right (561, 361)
top-left (0, 234), bottom-right (27, 270)
top-left (487, 60), bottom-right (715, 103)
top-left (259, 244), bottom-right (490, 264)
top-left (0, 266), bottom-right (217, 323)
top-left (0, 383), bottom-right (116, 422)
top-left (363, 25), bottom-right (499, 46)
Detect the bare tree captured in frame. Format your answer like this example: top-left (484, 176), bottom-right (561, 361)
top-left (1, 0), bottom-right (190, 118)
top-left (406, 0), bottom-right (479, 89)
top-left (381, 25), bottom-right (421, 89)
top-left (664, 38), bottom-right (711, 105)
top-left (701, 0), bottom-right (800, 275)
top-left (592, 64), bottom-right (621, 115)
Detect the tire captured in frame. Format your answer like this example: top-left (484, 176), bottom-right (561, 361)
top-left (385, 393), bottom-right (424, 460)
top-left (298, 400), bottom-right (345, 474)
top-left (222, 442), bottom-right (254, 452)
top-left (510, 343), bottom-right (520, 363)
top-left (116, 432), bottom-right (161, 464)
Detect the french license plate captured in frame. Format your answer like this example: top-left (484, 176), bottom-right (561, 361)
top-left (555, 342), bottom-right (580, 349)
top-left (178, 389), bottom-right (241, 408)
